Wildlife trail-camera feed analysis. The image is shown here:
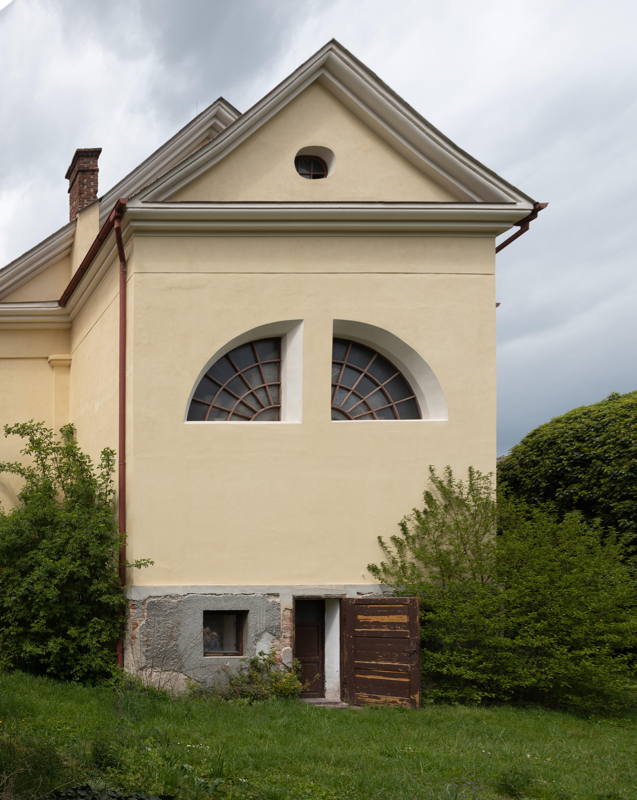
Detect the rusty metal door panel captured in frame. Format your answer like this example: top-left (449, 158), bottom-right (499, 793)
top-left (342, 597), bottom-right (420, 708)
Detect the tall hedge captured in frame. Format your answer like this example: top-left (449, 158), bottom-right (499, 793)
top-left (0, 422), bottom-right (125, 683)
top-left (369, 467), bottom-right (637, 710)
top-left (498, 391), bottom-right (637, 550)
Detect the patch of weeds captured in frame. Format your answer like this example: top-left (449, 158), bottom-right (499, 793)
top-left (46, 786), bottom-right (174, 799)
top-left (440, 780), bottom-right (483, 799)
top-left (225, 649), bottom-right (303, 702)
top-left (90, 736), bottom-right (125, 771)
top-left (0, 732), bottom-right (73, 798)
top-left (593, 794), bottom-right (626, 800)
top-left (496, 768), bottom-right (534, 798)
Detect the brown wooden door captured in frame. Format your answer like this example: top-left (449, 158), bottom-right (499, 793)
top-left (341, 597), bottom-right (420, 708)
top-left (294, 598), bottom-right (325, 697)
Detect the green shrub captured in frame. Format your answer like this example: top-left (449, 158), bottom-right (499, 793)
top-left (0, 422), bottom-right (125, 683)
top-left (498, 390), bottom-right (637, 553)
top-left (369, 466), bottom-right (637, 710)
top-left (226, 649), bottom-right (303, 702)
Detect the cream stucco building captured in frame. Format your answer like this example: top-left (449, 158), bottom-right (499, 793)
top-left (0, 42), bottom-right (542, 705)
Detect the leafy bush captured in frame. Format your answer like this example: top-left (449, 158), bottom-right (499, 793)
top-left (225, 648), bottom-right (303, 702)
top-left (498, 391), bottom-right (637, 552)
top-left (369, 466), bottom-right (637, 709)
top-left (0, 422), bottom-right (125, 683)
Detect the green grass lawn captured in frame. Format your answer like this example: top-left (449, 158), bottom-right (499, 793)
top-left (1, 672), bottom-right (636, 800)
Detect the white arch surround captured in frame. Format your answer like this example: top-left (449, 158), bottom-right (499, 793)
top-left (332, 320), bottom-right (447, 421)
top-left (185, 320), bottom-right (303, 423)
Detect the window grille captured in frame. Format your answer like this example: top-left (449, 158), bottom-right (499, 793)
top-left (188, 338), bottom-right (281, 421)
top-left (332, 338), bottom-right (421, 420)
top-left (294, 154), bottom-right (328, 179)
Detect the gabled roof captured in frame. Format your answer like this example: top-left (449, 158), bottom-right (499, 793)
top-left (0, 40), bottom-right (539, 312)
top-left (98, 97), bottom-right (239, 224)
top-left (139, 40), bottom-right (534, 207)
top-left (0, 97), bottom-right (239, 298)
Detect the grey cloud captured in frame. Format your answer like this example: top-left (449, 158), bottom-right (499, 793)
top-left (1, 0), bottom-right (635, 454)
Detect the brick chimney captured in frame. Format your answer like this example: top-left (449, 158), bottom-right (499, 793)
top-left (65, 148), bottom-right (102, 221)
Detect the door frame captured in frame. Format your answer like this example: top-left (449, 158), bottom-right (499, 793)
top-left (293, 595), bottom-right (343, 701)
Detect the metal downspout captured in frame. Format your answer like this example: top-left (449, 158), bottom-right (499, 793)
top-left (113, 202), bottom-right (128, 667)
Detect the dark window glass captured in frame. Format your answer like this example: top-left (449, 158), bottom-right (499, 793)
top-left (331, 338), bottom-right (421, 420)
top-left (203, 610), bottom-right (247, 656)
top-left (188, 338), bottom-right (281, 421)
top-left (295, 154), bottom-right (328, 179)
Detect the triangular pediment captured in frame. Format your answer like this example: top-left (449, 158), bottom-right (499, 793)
top-left (139, 40), bottom-right (534, 207)
top-left (169, 83), bottom-right (459, 203)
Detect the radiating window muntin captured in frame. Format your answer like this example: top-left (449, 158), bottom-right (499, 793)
top-left (188, 338), bottom-right (281, 421)
top-left (332, 338), bottom-right (421, 420)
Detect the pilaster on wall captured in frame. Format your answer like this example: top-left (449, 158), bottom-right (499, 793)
top-left (47, 354), bottom-right (71, 430)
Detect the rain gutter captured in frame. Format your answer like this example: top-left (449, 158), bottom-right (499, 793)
top-left (495, 201), bottom-right (548, 253)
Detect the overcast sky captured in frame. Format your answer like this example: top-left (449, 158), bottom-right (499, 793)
top-left (0, 0), bottom-right (635, 453)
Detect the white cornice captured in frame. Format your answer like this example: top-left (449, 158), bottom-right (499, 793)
top-left (99, 98), bottom-right (240, 224)
top-left (125, 201), bottom-right (533, 235)
top-left (0, 223), bottom-right (74, 301)
top-left (140, 41), bottom-right (535, 206)
top-left (0, 301), bottom-right (69, 329)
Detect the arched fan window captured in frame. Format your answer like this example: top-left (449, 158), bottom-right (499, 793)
top-left (188, 338), bottom-right (281, 421)
top-left (332, 338), bottom-right (421, 420)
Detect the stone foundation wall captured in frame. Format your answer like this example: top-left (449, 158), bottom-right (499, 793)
top-left (124, 584), bottom-right (384, 693)
top-left (126, 592), bottom-right (282, 692)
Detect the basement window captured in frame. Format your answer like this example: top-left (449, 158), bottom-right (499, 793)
top-left (203, 610), bottom-right (247, 656)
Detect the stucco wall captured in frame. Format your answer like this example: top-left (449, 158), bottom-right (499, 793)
top-left (170, 83), bottom-right (459, 203)
top-left (68, 259), bottom-right (120, 463)
top-left (0, 328), bottom-right (70, 508)
top-left (125, 234), bottom-right (495, 587)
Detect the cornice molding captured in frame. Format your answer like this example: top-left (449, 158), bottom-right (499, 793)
top-left (0, 301), bottom-right (69, 329)
top-left (125, 201), bottom-right (533, 236)
top-left (0, 223), bottom-right (74, 300)
top-left (48, 354), bottom-right (72, 369)
top-left (140, 41), bottom-right (534, 206)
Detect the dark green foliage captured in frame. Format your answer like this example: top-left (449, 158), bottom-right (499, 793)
top-left (0, 422), bottom-right (125, 683)
top-left (498, 391), bottom-right (637, 551)
top-left (225, 648), bottom-right (303, 702)
top-left (47, 788), bottom-right (172, 800)
top-left (369, 467), bottom-right (637, 709)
